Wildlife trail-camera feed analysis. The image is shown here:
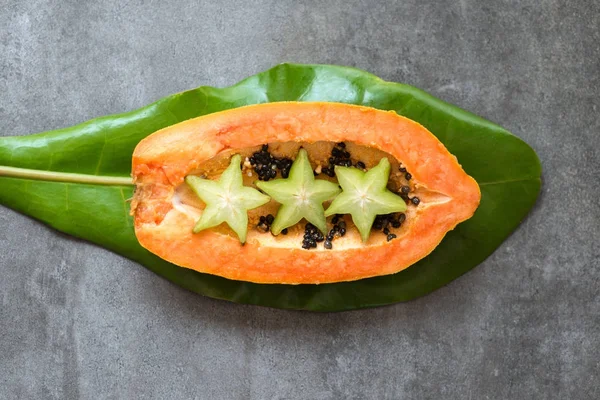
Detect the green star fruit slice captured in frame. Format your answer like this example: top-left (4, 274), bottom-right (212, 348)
top-left (325, 157), bottom-right (407, 242)
top-left (255, 148), bottom-right (341, 235)
top-left (185, 154), bottom-right (271, 243)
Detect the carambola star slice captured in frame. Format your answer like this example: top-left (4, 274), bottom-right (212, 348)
top-left (325, 157), bottom-right (407, 242)
top-left (185, 154), bottom-right (271, 243)
top-left (255, 148), bottom-right (341, 235)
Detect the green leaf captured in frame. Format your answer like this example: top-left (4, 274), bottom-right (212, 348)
top-left (0, 63), bottom-right (541, 311)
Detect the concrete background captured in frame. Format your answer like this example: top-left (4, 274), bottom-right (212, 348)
top-left (1, 0), bottom-right (598, 398)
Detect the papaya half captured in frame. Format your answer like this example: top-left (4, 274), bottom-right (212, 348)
top-left (131, 102), bottom-right (481, 284)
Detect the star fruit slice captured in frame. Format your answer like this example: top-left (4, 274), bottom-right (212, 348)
top-left (325, 157), bottom-right (407, 242)
top-left (255, 148), bottom-right (341, 235)
top-left (185, 154), bottom-right (271, 244)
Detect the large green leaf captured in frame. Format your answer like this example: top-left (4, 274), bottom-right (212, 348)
top-left (0, 63), bottom-right (541, 311)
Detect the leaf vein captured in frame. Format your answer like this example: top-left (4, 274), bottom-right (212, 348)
top-left (479, 177), bottom-right (540, 186)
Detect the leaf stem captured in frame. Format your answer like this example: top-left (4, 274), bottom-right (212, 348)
top-left (0, 165), bottom-right (133, 186)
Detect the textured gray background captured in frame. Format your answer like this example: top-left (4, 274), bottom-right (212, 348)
top-left (1, 0), bottom-right (599, 399)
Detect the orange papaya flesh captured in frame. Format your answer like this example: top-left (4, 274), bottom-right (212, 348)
top-left (131, 102), bottom-right (481, 284)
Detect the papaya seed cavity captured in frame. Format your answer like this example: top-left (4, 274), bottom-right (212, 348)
top-left (186, 142), bottom-right (414, 246)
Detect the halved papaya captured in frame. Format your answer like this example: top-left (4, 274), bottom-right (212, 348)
top-left (131, 102), bottom-right (480, 284)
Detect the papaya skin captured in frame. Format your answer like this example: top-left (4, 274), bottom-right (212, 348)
top-left (131, 102), bottom-right (481, 284)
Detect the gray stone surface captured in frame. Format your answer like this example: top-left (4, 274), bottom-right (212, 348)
top-left (1, 0), bottom-right (599, 398)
